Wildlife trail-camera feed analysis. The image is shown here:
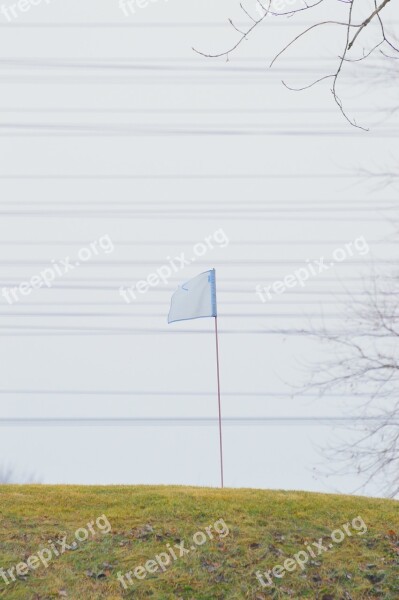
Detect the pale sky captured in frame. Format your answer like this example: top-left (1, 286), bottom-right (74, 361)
top-left (0, 0), bottom-right (398, 495)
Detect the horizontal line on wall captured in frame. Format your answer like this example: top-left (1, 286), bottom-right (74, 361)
top-left (0, 417), bottom-right (391, 427)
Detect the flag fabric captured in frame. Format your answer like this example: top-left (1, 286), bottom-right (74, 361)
top-left (168, 269), bottom-right (217, 324)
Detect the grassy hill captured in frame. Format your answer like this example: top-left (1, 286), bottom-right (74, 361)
top-left (0, 486), bottom-right (397, 599)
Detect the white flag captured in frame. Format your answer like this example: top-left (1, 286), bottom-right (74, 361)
top-left (168, 269), bottom-right (217, 324)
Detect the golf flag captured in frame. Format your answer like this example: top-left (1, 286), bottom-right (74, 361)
top-left (167, 268), bottom-right (224, 487)
top-left (168, 269), bottom-right (217, 324)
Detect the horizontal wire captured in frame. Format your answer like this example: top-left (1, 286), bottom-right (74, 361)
top-left (3, 21), bottom-right (396, 28)
top-left (0, 198), bottom-right (393, 205)
top-left (0, 63), bottom-right (367, 74)
top-left (0, 206), bottom-right (393, 211)
top-left (0, 240), bottom-right (395, 246)
top-left (0, 56), bottom-right (390, 62)
top-left (0, 107), bottom-right (392, 114)
top-left (0, 56), bottom-right (390, 63)
top-left (0, 390), bottom-right (371, 396)
top-left (0, 312), bottom-right (351, 318)
top-left (0, 206), bottom-right (394, 213)
top-left (0, 277), bottom-right (379, 283)
top-left (2, 130), bottom-right (397, 138)
top-left (0, 325), bottom-right (393, 336)
top-left (0, 300), bottom-right (385, 307)
top-left (0, 259), bottom-right (390, 266)
top-left (0, 76), bottom-right (358, 85)
top-left (0, 288), bottom-right (389, 295)
top-left (4, 120), bottom-right (388, 129)
top-left (0, 417), bottom-right (392, 427)
top-left (0, 283), bottom-right (389, 292)
top-left (0, 332), bottom-right (384, 337)
top-left (0, 213), bottom-right (393, 220)
top-left (0, 174), bottom-right (377, 179)
top-left (0, 198), bottom-right (394, 206)
top-left (0, 57), bottom-right (377, 63)
top-left (0, 20), bottom-right (398, 28)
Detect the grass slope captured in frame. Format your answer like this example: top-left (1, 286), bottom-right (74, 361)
top-left (0, 486), bottom-right (398, 599)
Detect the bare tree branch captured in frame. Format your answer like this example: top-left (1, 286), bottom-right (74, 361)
top-left (307, 271), bottom-right (399, 498)
top-left (195, 0), bottom-right (397, 128)
top-left (348, 0), bottom-right (392, 50)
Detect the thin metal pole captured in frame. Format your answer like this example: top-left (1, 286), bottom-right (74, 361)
top-left (214, 316), bottom-right (224, 489)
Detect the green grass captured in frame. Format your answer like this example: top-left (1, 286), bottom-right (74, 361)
top-left (0, 486), bottom-right (398, 599)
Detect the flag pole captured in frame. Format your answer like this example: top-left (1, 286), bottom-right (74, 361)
top-left (214, 315), bottom-right (224, 489)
